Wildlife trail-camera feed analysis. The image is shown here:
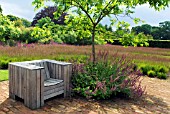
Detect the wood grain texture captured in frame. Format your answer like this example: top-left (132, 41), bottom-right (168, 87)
top-left (9, 60), bottom-right (72, 109)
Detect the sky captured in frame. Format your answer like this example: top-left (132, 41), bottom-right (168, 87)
top-left (0, 0), bottom-right (170, 27)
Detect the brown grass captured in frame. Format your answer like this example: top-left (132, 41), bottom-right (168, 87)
top-left (0, 44), bottom-right (170, 66)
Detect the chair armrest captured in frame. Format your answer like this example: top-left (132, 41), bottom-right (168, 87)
top-left (9, 62), bottom-right (44, 70)
top-left (9, 63), bottom-right (45, 109)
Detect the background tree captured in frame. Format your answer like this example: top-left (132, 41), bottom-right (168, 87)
top-left (132, 24), bottom-right (152, 35)
top-left (33, 0), bottom-right (169, 63)
top-left (151, 26), bottom-right (161, 40)
top-left (132, 21), bottom-right (170, 40)
top-left (158, 21), bottom-right (170, 40)
top-left (31, 6), bottom-right (66, 26)
top-left (7, 15), bottom-right (31, 27)
top-left (0, 5), bottom-right (2, 14)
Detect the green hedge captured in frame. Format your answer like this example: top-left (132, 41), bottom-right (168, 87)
top-left (110, 40), bottom-right (170, 48)
top-left (148, 40), bottom-right (170, 48)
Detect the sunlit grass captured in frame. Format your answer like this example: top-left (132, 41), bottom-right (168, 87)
top-left (0, 70), bottom-right (8, 82)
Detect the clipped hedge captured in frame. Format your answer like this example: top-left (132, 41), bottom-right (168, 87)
top-left (110, 40), bottom-right (170, 48)
top-left (148, 40), bottom-right (170, 48)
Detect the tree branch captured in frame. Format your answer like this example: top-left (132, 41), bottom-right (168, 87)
top-left (74, 1), bottom-right (95, 25)
top-left (96, 0), bottom-right (117, 25)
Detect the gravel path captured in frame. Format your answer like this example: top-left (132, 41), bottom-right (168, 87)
top-left (0, 76), bottom-right (169, 114)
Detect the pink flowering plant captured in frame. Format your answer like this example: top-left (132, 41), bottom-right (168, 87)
top-left (72, 51), bottom-right (145, 99)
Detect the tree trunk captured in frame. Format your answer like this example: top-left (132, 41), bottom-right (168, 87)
top-left (92, 26), bottom-right (96, 64)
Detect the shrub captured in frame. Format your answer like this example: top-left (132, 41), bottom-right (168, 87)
top-left (157, 72), bottom-right (167, 79)
top-left (72, 51), bottom-right (145, 99)
top-left (158, 67), bottom-right (169, 73)
top-left (147, 70), bottom-right (156, 77)
top-left (140, 65), bottom-right (152, 75)
top-left (0, 60), bottom-right (9, 69)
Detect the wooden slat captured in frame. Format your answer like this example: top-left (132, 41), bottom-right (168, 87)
top-left (63, 66), bottom-right (68, 97)
top-left (58, 65), bottom-right (62, 80)
top-left (55, 64), bottom-right (59, 79)
top-left (40, 69), bottom-right (44, 107)
top-left (47, 62), bottom-right (51, 77)
top-left (18, 67), bottom-right (21, 98)
top-left (9, 64), bottom-right (13, 98)
top-left (21, 67), bottom-right (24, 99)
top-left (52, 63), bottom-right (56, 78)
top-left (44, 79), bottom-right (63, 86)
top-left (14, 66), bottom-right (18, 96)
top-left (44, 90), bottom-right (64, 100)
top-left (68, 64), bottom-right (72, 96)
top-left (43, 62), bottom-right (50, 79)
top-left (60, 65), bottom-right (65, 80)
top-left (23, 68), bottom-right (27, 106)
top-left (24, 69), bottom-right (30, 107)
top-left (29, 70), bottom-right (37, 109)
top-left (36, 70), bottom-right (41, 108)
top-left (44, 82), bottom-right (64, 91)
top-left (44, 86), bottom-right (64, 96)
top-left (12, 65), bottom-right (15, 99)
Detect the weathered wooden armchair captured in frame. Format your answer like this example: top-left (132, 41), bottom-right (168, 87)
top-left (9, 59), bottom-right (72, 109)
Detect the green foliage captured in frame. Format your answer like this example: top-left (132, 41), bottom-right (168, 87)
top-left (157, 72), bottom-right (167, 79)
top-left (139, 64), bottom-right (169, 79)
top-left (148, 40), bottom-right (170, 48)
top-left (147, 70), bottom-right (156, 77)
top-left (111, 40), bottom-right (170, 48)
top-left (7, 15), bottom-right (31, 27)
top-left (158, 21), bottom-right (170, 40)
top-left (0, 5), bottom-right (2, 14)
top-left (72, 51), bottom-right (145, 99)
top-left (0, 60), bottom-right (9, 69)
top-left (132, 21), bottom-right (170, 40)
top-left (31, 27), bottom-right (52, 43)
top-left (33, 0), bottom-right (169, 63)
top-left (158, 66), bottom-right (169, 73)
top-left (119, 32), bottom-right (151, 47)
top-left (141, 65), bottom-right (152, 75)
top-left (0, 15), bottom-right (21, 43)
top-left (31, 6), bottom-right (66, 26)
top-left (19, 27), bottom-right (34, 43)
top-left (0, 70), bottom-right (9, 82)
top-left (132, 24), bottom-right (152, 35)
top-left (36, 17), bottom-right (55, 28)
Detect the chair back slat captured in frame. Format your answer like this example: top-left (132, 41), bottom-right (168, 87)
top-left (42, 62), bottom-right (50, 79)
top-left (29, 61), bottom-right (50, 80)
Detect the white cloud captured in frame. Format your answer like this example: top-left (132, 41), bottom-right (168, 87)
top-left (131, 4), bottom-right (170, 26)
top-left (101, 4), bottom-right (170, 27)
top-left (0, 1), bottom-right (169, 26)
top-left (0, 1), bottom-right (35, 21)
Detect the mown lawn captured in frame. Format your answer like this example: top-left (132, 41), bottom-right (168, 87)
top-left (0, 70), bottom-right (8, 81)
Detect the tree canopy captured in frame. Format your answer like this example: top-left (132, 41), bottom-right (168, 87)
top-left (132, 21), bottom-right (170, 40)
top-left (0, 5), bottom-right (2, 14)
top-left (31, 6), bottom-right (66, 26)
top-left (35, 0), bottom-right (169, 62)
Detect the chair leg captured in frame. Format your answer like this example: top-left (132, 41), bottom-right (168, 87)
top-left (9, 93), bottom-right (16, 100)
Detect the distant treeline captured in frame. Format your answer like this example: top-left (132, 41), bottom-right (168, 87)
top-left (132, 22), bottom-right (170, 40)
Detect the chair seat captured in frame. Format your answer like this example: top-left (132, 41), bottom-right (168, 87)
top-left (44, 78), bottom-right (63, 87)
